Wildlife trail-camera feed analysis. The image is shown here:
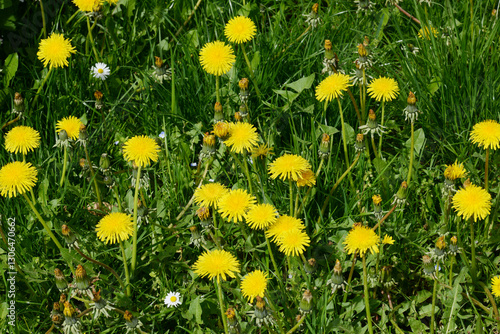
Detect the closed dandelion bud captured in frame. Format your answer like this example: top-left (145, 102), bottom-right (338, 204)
top-left (254, 296), bottom-right (267, 319)
top-left (357, 43), bottom-right (368, 57)
top-left (239, 104), bottom-right (248, 118)
top-left (299, 290), bottom-right (313, 314)
top-left (201, 132), bottom-right (217, 157)
top-left (75, 264), bottom-right (90, 291)
top-left (225, 307), bottom-right (238, 329)
top-left (393, 181), bottom-right (408, 207)
top-left (124, 310), bottom-right (141, 330)
top-left (52, 314), bottom-right (64, 326)
top-left (53, 302), bottom-right (61, 313)
top-left (381, 265), bottom-right (396, 289)
top-left (312, 3), bottom-right (319, 13)
top-left (449, 236), bottom-right (459, 255)
top-left (239, 78), bottom-right (249, 91)
top-left (324, 40), bottom-right (334, 60)
top-left (99, 153), bottom-right (110, 171)
top-left (154, 56), bottom-right (164, 68)
top-left (318, 133), bottom-right (330, 158)
top-left (61, 224), bottom-right (77, 247)
top-left (363, 35), bottom-right (370, 47)
top-left (372, 194), bottom-right (383, 219)
top-left (94, 91), bottom-right (104, 110)
top-left (327, 259), bottom-right (346, 293)
top-left (196, 207), bottom-right (210, 221)
top-left (422, 255), bottom-right (435, 277)
top-left (14, 92), bottom-right (25, 114)
top-left (214, 102), bottom-right (224, 122)
top-left (304, 258), bottom-right (317, 274)
top-left (234, 111), bottom-right (243, 122)
top-left (368, 267), bottom-right (378, 288)
top-left (214, 121), bottom-right (230, 140)
top-left (54, 268), bottom-right (68, 291)
top-left (79, 124), bottom-right (88, 142)
top-left (407, 91), bottom-right (417, 105)
top-left (239, 78), bottom-right (250, 103)
top-left (305, 3), bottom-right (321, 28)
top-left (59, 293), bottom-right (67, 306)
top-left (359, 109), bottom-right (386, 137)
top-left (59, 129), bottom-right (68, 142)
top-left (63, 302), bottom-right (75, 317)
top-left (354, 133), bottom-right (365, 152)
top-left (434, 235), bottom-right (447, 260)
top-left (189, 225), bottom-right (204, 248)
top-left (403, 91), bottom-right (420, 123)
top-left (104, 175), bottom-right (114, 188)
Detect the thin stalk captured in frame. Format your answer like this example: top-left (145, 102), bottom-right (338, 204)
top-left (372, 204), bottom-right (397, 231)
top-left (264, 292), bottom-right (286, 334)
top-left (171, 49), bottom-right (176, 114)
top-left (241, 44), bottom-right (261, 98)
top-left (216, 280), bottom-right (229, 334)
top-left (299, 253), bottom-right (311, 290)
top-left (287, 315), bottom-right (306, 334)
top-left (84, 145), bottom-right (102, 209)
top-left (449, 255), bottom-right (454, 286)
top-left (342, 253), bottom-right (357, 303)
top-left (393, 3), bottom-right (421, 24)
top-left (65, 10), bottom-right (79, 25)
top-left (370, 136), bottom-right (378, 157)
top-left (119, 242), bottom-right (131, 297)
top-left (323, 100), bottom-right (328, 124)
top-left (328, 64), bottom-right (361, 124)
top-left (40, 0), bottom-right (47, 38)
top-left (289, 179), bottom-right (294, 216)
top-left (295, 158), bottom-right (324, 216)
top-left (294, 191), bottom-right (300, 217)
top-left (361, 69), bottom-right (367, 120)
top-left (242, 151), bottom-right (254, 195)
top-left (131, 165), bottom-right (142, 273)
top-left (32, 66), bottom-right (54, 107)
top-left (86, 16), bottom-right (100, 62)
top-left (406, 121), bottom-right (415, 185)
top-left (265, 234), bottom-right (281, 281)
top-left (485, 148), bottom-right (490, 192)
top-left (113, 187), bottom-right (123, 212)
top-left (337, 99), bottom-right (356, 192)
top-left (478, 281), bottom-right (500, 329)
top-left (60, 146), bottom-right (68, 187)
top-left (430, 278), bottom-right (438, 334)
top-left (469, 217), bottom-right (477, 281)
top-left (22, 193), bottom-right (64, 251)
top-left (362, 255), bottom-right (374, 334)
top-left (176, 158), bottom-right (212, 220)
top-left (378, 101), bottom-right (386, 157)
top-left (216, 76), bottom-right (220, 103)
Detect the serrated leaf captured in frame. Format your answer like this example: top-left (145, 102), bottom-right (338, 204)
top-left (285, 73), bottom-right (315, 93)
top-left (444, 267), bottom-right (466, 333)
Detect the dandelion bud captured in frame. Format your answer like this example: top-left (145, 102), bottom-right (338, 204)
top-left (436, 236), bottom-right (446, 250)
top-left (393, 181), bottom-right (408, 207)
top-left (75, 264), bottom-right (90, 291)
top-left (13, 92), bottom-right (25, 114)
top-left (52, 314), bottom-right (64, 325)
top-left (254, 296), bottom-right (267, 318)
top-left (239, 78), bottom-right (249, 91)
top-left (304, 258), bottom-right (317, 274)
top-left (63, 301), bottom-right (75, 317)
top-left (201, 132), bottom-right (217, 158)
top-left (327, 259), bottom-right (346, 293)
top-left (196, 207), bottom-right (210, 221)
top-left (463, 178), bottom-right (471, 188)
top-left (59, 293), bottom-right (67, 305)
top-left (189, 225), bottom-right (204, 248)
top-left (449, 236), bottom-right (459, 255)
top-left (54, 268), bottom-right (68, 291)
top-left (299, 290), bottom-right (313, 314)
top-left (124, 310), bottom-right (141, 331)
top-left (312, 3), bottom-right (319, 13)
top-left (154, 56), bottom-right (164, 68)
top-left (357, 43), bottom-right (368, 57)
top-left (239, 104), bottom-right (248, 118)
top-left (407, 91), bottom-right (417, 105)
top-left (433, 236), bottom-right (447, 260)
top-left (363, 35), bottom-right (370, 47)
top-left (372, 194), bottom-right (382, 218)
top-left (492, 9), bottom-right (497, 16)
top-left (372, 194), bottom-right (382, 206)
top-left (324, 40), bottom-right (334, 60)
top-left (58, 129), bottom-right (68, 142)
top-left (422, 255), bottom-right (435, 277)
top-left (368, 109), bottom-right (376, 121)
top-left (100, 153), bottom-right (110, 171)
top-left (381, 265), bottom-right (396, 289)
top-left (78, 124), bottom-right (87, 142)
top-left (403, 91), bottom-right (419, 123)
top-left (94, 91), bottom-right (104, 110)
top-left (354, 133), bottom-right (365, 153)
top-left (234, 111), bottom-right (243, 122)
top-left (53, 302), bottom-right (61, 312)
top-left (214, 102), bottom-right (224, 122)
top-left (225, 307), bottom-right (238, 329)
top-left (213, 121), bottom-right (230, 140)
top-left (318, 133), bottom-right (330, 159)
top-left (61, 225), bottom-right (77, 248)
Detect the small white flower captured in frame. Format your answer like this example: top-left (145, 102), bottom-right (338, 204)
top-left (164, 291), bottom-right (182, 307)
top-left (159, 131), bottom-right (166, 139)
top-left (91, 62), bottom-right (110, 81)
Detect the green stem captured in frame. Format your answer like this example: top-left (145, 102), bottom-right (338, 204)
top-left (362, 69), bottom-right (367, 120)
top-left (40, 0), bottom-right (47, 38)
top-left (362, 255), bottom-right (374, 334)
top-left (299, 253), bottom-right (311, 290)
top-left (131, 165), bottom-right (142, 273)
top-left (265, 234), bottom-right (281, 280)
top-left (241, 43), bottom-right (261, 98)
top-left (430, 278), bottom-right (438, 334)
top-left (84, 145), bottom-right (102, 209)
top-left (113, 186), bottom-right (123, 212)
top-left (86, 16), bottom-right (100, 62)
top-left (287, 315), bottom-right (306, 334)
top-left (342, 253), bottom-right (357, 303)
top-left (33, 66), bottom-right (53, 106)
top-left (171, 49), bottom-right (176, 114)
top-left (22, 193), bottom-right (64, 251)
top-left (478, 281), bottom-right (500, 329)
top-left (242, 151), bottom-right (254, 195)
top-left (449, 255), bottom-right (454, 286)
top-left (337, 99), bottom-right (356, 192)
top-left (469, 217), bottom-right (477, 281)
top-left (59, 146), bottom-right (68, 188)
top-left (485, 147), bottom-right (489, 192)
top-left (407, 121), bottom-right (415, 186)
top-left (294, 191), bottom-right (300, 217)
top-left (216, 75), bottom-right (220, 103)
top-left (378, 101), bottom-right (386, 158)
top-left (289, 179), bottom-right (294, 216)
top-left (370, 135), bottom-right (378, 157)
top-left (216, 280), bottom-right (229, 334)
top-left (119, 242), bottom-right (131, 297)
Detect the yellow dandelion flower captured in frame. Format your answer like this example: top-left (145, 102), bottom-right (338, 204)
top-left (251, 144), bottom-right (273, 159)
top-left (452, 184), bottom-right (491, 222)
top-left (224, 122), bottom-right (259, 153)
top-left (470, 119), bottom-right (500, 150)
top-left (444, 161), bottom-right (467, 181)
top-left (240, 270), bottom-right (268, 303)
top-left (193, 183), bottom-right (228, 209)
top-left (213, 121), bottom-right (231, 139)
top-left (296, 169), bottom-right (316, 187)
top-left (123, 135), bottom-right (160, 167)
top-left (315, 73), bottom-right (352, 102)
top-left (5, 126), bottom-right (41, 155)
top-left (492, 276), bottom-right (500, 298)
top-left (95, 212), bottom-right (134, 245)
top-left (56, 116), bottom-right (82, 140)
top-left (199, 41), bottom-right (236, 76)
top-left (245, 203), bottom-right (278, 230)
top-left (218, 188), bottom-right (256, 222)
top-left (72, 0), bottom-right (101, 11)
top-left (277, 229), bottom-right (310, 256)
top-left (192, 249), bottom-right (240, 282)
top-left (269, 154), bottom-right (311, 181)
top-left (418, 26), bottom-right (439, 40)
top-left (265, 215), bottom-right (305, 242)
top-left (367, 77), bottom-right (399, 102)
top-left (343, 224), bottom-right (380, 257)
top-left (37, 33), bottom-right (76, 68)
top-left (225, 16), bottom-right (257, 44)
top-left (382, 234), bottom-right (395, 245)
top-left (0, 161), bottom-right (37, 198)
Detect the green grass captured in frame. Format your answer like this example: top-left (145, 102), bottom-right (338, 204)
top-left (1, 0), bottom-right (500, 333)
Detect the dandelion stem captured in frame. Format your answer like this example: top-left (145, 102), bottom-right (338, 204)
top-left (361, 69), bottom-right (367, 120)
top-left (287, 314), bottom-right (306, 334)
top-left (265, 234), bottom-right (281, 281)
top-left (40, 0), bottom-right (47, 39)
top-left (216, 76), bottom-right (220, 103)
top-left (289, 179), bottom-right (294, 216)
top-left (242, 151), bottom-right (254, 195)
top-left (86, 16), bottom-right (100, 62)
top-left (60, 146), bottom-right (68, 188)
top-left (484, 147), bottom-right (489, 192)
top-left (176, 158), bottom-right (212, 221)
top-left (449, 255), bottom-right (454, 286)
top-left (372, 204), bottom-right (397, 231)
top-left (392, 3), bottom-right (421, 24)
top-left (362, 255), bottom-right (374, 334)
top-left (84, 145), bottom-right (102, 209)
top-left (33, 66), bottom-right (53, 107)
top-left (119, 242), bottom-right (131, 297)
top-left (430, 278), bottom-right (438, 334)
top-left (370, 135), bottom-right (378, 157)
top-left (113, 187), bottom-right (123, 212)
top-left (299, 253), bottom-right (311, 290)
top-left (337, 99), bottom-right (356, 193)
top-left (378, 101), bottom-right (386, 158)
top-left (342, 252), bottom-right (357, 303)
top-left (241, 44), bottom-right (261, 98)
top-left (407, 121), bottom-right (415, 186)
top-left (22, 193), bottom-right (64, 252)
top-left (478, 281), bottom-right (500, 328)
top-left (469, 217), bottom-right (477, 281)
top-left (215, 280), bottom-right (229, 334)
top-left (171, 49), bottom-right (176, 114)
top-left (131, 165), bottom-right (142, 273)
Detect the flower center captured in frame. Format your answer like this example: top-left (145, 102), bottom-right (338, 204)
top-left (170, 296), bottom-right (177, 302)
top-left (98, 68), bottom-right (104, 73)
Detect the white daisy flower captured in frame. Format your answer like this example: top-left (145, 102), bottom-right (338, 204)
top-left (91, 62), bottom-right (110, 81)
top-left (164, 291), bottom-right (182, 307)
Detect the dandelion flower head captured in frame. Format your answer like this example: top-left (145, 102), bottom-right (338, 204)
top-left (452, 184), bottom-right (491, 222)
top-left (96, 212), bottom-right (134, 244)
top-left (492, 276), bottom-right (500, 298)
top-left (277, 229), bottom-right (310, 256)
top-left (37, 33), bottom-right (76, 68)
top-left (296, 169), bottom-right (316, 187)
top-left (123, 135), bottom-right (160, 167)
top-left (218, 188), bottom-right (256, 223)
top-left (367, 77), bottom-right (399, 102)
top-left (315, 73), bottom-right (352, 102)
top-left (224, 122), bottom-right (259, 153)
top-left (225, 16), bottom-right (257, 44)
top-left (245, 203), bottom-right (278, 230)
top-left (193, 249), bottom-right (240, 282)
top-left (240, 270), bottom-right (268, 303)
top-left (56, 116), bottom-right (82, 140)
top-left (199, 41), bottom-right (236, 76)
top-left (266, 215), bottom-right (305, 242)
top-left (444, 161), bottom-right (467, 181)
top-left (470, 119), bottom-right (500, 150)
top-left (5, 126), bottom-right (41, 155)
top-left (72, 0), bottom-right (102, 12)
top-left (269, 154), bottom-right (311, 181)
top-left (382, 234), bottom-right (395, 245)
top-left (343, 224), bottom-right (380, 257)
top-left (194, 182), bottom-right (228, 209)
top-left (418, 26), bottom-right (439, 40)
top-left (0, 161), bottom-right (38, 198)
